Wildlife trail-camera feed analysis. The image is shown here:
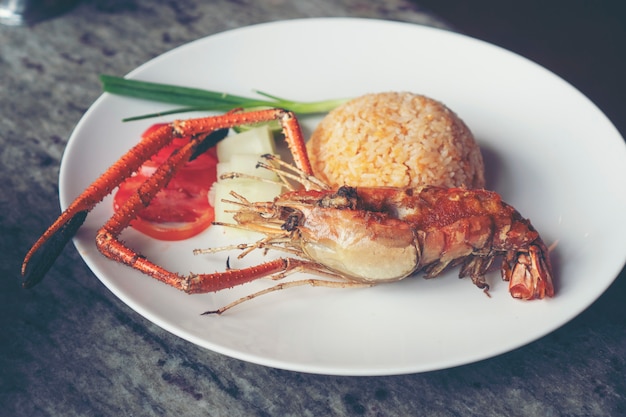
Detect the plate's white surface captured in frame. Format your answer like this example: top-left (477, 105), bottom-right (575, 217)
top-left (59, 18), bottom-right (626, 376)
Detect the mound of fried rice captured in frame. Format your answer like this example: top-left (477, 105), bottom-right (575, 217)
top-left (306, 92), bottom-right (485, 189)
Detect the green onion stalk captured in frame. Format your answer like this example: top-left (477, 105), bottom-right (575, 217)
top-left (100, 75), bottom-right (350, 124)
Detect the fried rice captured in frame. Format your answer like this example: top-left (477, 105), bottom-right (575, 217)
top-left (306, 92), bottom-right (485, 189)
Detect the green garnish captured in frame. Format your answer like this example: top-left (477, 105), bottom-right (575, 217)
top-left (100, 75), bottom-right (349, 122)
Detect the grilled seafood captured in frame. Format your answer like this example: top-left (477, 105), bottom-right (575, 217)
top-left (21, 108), bottom-right (554, 313)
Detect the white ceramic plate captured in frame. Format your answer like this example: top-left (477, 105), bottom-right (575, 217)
top-left (59, 18), bottom-right (626, 376)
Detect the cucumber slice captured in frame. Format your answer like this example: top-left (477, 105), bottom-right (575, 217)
top-left (212, 126), bottom-right (284, 238)
top-left (217, 154), bottom-right (277, 180)
top-left (216, 124), bottom-right (275, 162)
top-left (213, 181), bottom-right (283, 224)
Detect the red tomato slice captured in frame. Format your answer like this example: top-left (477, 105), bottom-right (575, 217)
top-left (113, 125), bottom-right (219, 241)
top-left (124, 209), bottom-right (215, 241)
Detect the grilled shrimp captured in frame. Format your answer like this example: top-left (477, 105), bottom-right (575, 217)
top-left (22, 109), bottom-right (554, 314)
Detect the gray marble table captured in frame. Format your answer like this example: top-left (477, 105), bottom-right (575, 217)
top-left (2, 1), bottom-right (624, 416)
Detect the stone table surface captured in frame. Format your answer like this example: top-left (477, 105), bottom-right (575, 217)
top-left (1, 1), bottom-right (625, 416)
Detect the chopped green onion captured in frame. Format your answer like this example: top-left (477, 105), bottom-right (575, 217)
top-left (100, 75), bottom-right (350, 122)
